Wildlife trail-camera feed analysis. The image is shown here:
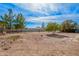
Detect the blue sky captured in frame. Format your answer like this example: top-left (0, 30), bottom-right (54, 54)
top-left (0, 3), bottom-right (79, 28)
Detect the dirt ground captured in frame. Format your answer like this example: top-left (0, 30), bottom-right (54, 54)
top-left (0, 32), bottom-right (79, 56)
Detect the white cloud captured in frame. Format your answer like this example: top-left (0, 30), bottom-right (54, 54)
top-left (14, 4), bottom-right (79, 23)
top-left (26, 14), bottom-right (79, 23)
top-left (14, 3), bottom-right (58, 16)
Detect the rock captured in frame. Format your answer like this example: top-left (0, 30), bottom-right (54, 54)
top-left (41, 35), bottom-right (43, 37)
top-left (2, 46), bottom-right (11, 50)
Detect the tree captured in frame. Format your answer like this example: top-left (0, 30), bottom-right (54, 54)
top-left (14, 13), bottom-right (25, 29)
top-left (61, 20), bottom-right (77, 32)
top-left (7, 9), bottom-right (15, 30)
top-left (45, 22), bottom-right (58, 33)
top-left (0, 9), bottom-right (26, 33)
top-left (0, 14), bottom-right (8, 29)
top-left (1, 9), bottom-right (15, 30)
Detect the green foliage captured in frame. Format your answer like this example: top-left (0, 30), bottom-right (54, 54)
top-left (0, 21), bottom-right (5, 27)
top-left (45, 22), bottom-right (59, 32)
top-left (1, 14), bottom-right (8, 29)
top-left (45, 20), bottom-right (78, 33)
top-left (7, 9), bottom-right (15, 29)
top-left (1, 9), bottom-right (15, 30)
top-left (14, 13), bottom-right (25, 29)
top-left (0, 9), bottom-right (25, 32)
top-left (61, 20), bottom-right (77, 32)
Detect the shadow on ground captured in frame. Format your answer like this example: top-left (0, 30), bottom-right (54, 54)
top-left (46, 33), bottom-right (69, 38)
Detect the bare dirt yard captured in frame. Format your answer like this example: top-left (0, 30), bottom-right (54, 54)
top-left (0, 32), bottom-right (79, 56)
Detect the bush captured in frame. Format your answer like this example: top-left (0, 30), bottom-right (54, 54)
top-left (45, 22), bottom-right (59, 32)
top-left (61, 20), bottom-right (78, 32)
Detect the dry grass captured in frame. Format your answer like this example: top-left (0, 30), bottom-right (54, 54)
top-left (7, 35), bottom-right (20, 41)
top-left (0, 35), bottom-right (21, 50)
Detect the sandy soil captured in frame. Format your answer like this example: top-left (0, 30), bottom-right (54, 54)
top-left (0, 32), bottom-right (79, 56)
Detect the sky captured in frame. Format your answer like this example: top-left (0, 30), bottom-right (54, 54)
top-left (0, 3), bottom-right (79, 28)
